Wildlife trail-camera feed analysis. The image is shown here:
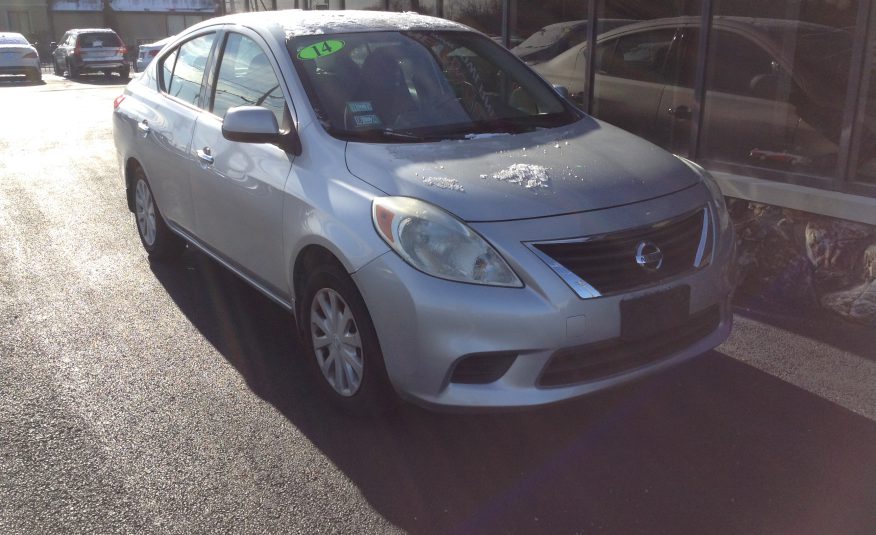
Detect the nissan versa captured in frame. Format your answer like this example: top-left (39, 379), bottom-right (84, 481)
top-left (112, 10), bottom-right (735, 411)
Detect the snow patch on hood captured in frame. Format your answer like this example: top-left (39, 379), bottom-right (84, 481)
top-left (487, 164), bottom-right (551, 190)
top-left (422, 176), bottom-right (465, 192)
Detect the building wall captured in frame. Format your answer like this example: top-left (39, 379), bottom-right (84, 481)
top-left (114, 12), bottom-right (170, 48)
top-left (0, 1), bottom-right (51, 50)
top-left (51, 12), bottom-right (106, 41)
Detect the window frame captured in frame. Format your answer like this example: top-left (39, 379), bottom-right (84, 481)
top-left (204, 26), bottom-right (292, 124)
top-left (156, 29), bottom-right (221, 112)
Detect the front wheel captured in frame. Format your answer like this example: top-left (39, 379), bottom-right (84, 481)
top-left (132, 169), bottom-right (185, 260)
top-left (300, 262), bottom-right (395, 414)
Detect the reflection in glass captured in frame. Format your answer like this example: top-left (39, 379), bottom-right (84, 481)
top-left (443, 0), bottom-right (503, 38)
top-left (167, 34), bottom-right (216, 108)
top-left (388, 0), bottom-right (437, 15)
top-left (853, 10), bottom-right (876, 184)
top-left (213, 34), bottom-right (286, 124)
top-left (701, 1), bottom-right (858, 178)
top-left (533, 1), bottom-right (699, 155)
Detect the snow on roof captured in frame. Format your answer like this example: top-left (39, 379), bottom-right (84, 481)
top-left (208, 10), bottom-right (467, 38)
top-left (52, 0), bottom-right (215, 12)
top-left (52, 0), bottom-right (102, 11)
top-left (111, 0), bottom-right (216, 12)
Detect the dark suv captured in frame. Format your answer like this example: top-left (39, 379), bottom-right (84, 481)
top-left (52, 28), bottom-right (129, 79)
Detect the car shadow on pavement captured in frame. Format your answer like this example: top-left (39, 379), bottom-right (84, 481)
top-left (150, 248), bottom-right (876, 535)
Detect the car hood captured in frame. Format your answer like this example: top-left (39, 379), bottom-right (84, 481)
top-left (345, 117), bottom-right (701, 222)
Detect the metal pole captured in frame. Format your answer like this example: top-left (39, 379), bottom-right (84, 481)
top-left (582, 0), bottom-right (597, 114)
top-left (688, 0), bottom-right (713, 161)
top-left (836, 0), bottom-right (873, 187)
top-left (501, 0), bottom-right (510, 49)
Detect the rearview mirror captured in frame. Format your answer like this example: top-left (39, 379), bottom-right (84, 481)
top-left (552, 84), bottom-right (571, 100)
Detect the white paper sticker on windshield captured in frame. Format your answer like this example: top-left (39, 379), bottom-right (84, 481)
top-left (353, 114), bottom-right (382, 127)
top-left (347, 101), bottom-right (373, 113)
top-left (93, 40), bottom-right (103, 47)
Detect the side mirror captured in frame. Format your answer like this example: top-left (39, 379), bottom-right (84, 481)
top-left (552, 84), bottom-right (571, 100)
top-left (50, 41), bottom-right (57, 50)
top-left (222, 106), bottom-right (301, 155)
top-left (749, 73), bottom-right (790, 100)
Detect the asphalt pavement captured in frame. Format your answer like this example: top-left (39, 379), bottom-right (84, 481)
top-left (1, 74), bottom-right (875, 535)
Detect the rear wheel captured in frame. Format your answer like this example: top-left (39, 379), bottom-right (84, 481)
top-left (300, 261), bottom-right (395, 414)
top-left (132, 169), bottom-right (185, 260)
top-left (118, 66), bottom-right (130, 79)
top-left (52, 59), bottom-right (62, 75)
top-left (66, 59), bottom-right (78, 79)
top-left (26, 68), bottom-right (41, 82)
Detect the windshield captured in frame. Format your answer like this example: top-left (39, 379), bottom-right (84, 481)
top-left (288, 31), bottom-right (578, 142)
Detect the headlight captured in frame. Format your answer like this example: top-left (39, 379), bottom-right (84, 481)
top-left (675, 156), bottom-right (730, 232)
top-left (372, 197), bottom-right (522, 287)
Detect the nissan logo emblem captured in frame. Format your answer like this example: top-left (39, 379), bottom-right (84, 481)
top-left (635, 241), bottom-right (663, 271)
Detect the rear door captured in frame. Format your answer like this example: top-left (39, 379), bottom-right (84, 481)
top-left (137, 31), bottom-right (218, 232)
top-left (189, 29), bottom-right (293, 295)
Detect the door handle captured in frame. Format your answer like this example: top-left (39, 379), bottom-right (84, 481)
top-left (137, 120), bottom-right (150, 135)
top-left (668, 105), bottom-right (692, 121)
top-left (196, 147), bottom-right (214, 165)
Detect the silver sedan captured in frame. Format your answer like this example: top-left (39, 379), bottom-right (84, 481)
top-left (0, 32), bottom-right (41, 82)
top-left (112, 10), bottom-right (735, 412)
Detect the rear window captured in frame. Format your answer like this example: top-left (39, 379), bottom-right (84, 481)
top-left (78, 33), bottom-right (122, 48)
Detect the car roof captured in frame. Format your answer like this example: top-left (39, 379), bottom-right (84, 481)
top-left (196, 9), bottom-right (469, 38)
top-left (68, 28), bottom-right (118, 34)
top-left (142, 35), bottom-right (175, 48)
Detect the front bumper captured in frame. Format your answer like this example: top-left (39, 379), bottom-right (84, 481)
top-left (352, 184), bottom-right (736, 409)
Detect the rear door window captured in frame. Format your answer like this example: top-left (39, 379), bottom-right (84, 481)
top-left (160, 33), bottom-right (216, 108)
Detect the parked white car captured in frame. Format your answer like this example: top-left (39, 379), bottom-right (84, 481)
top-left (0, 32), bottom-right (41, 82)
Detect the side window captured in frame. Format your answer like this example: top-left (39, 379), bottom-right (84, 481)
top-left (163, 33), bottom-right (216, 108)
top-left (598, 30), bottom-right (678, 83)
top-left (211, 33), bottom-right (286, 123)
top-left (708, 31), bottom-right (779, 97)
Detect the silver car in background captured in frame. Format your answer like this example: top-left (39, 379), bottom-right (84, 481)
top-left (0, 32), bottom-right (41, 82)
top-left (112, 10), bottom-right (735, 412)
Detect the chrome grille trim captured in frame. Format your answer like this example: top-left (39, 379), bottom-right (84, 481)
top-left (526, 206), bottom-right (712, 299)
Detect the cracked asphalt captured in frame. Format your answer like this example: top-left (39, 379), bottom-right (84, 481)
top-left (1, 74), bottom-right (875, 534)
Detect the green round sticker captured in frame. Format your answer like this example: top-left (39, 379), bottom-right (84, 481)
top-left (298, 39), bottom-right (345, 60)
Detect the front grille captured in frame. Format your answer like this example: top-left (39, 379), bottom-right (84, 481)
top-left (531, 208), bottom-right (710, 298)
top-left (538, 305), bottom-right (720, 387)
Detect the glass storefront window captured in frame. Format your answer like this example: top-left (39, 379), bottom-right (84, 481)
top-left (701, 1), bottom-right (858, 178)
top-left (442, 0), bottom-right (503, 38)
top-left (530, 1), bottom-right (700, 156)
top-left (852, 4), bottom-right (876, 185)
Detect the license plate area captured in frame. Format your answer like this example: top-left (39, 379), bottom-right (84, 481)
top-left (620, 285), bottom-right (690, 341)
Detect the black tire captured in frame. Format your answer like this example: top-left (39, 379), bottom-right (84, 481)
top-left (300, 261), bottom-right (395, 415)
top-left (131, 169), bottom-right (185, 260)
top-left (26, 68), bottom-right (41, 82)
top-left (67, 59), bottom-right (78, 79)
top-left (52, 59), bottom-right (62, 75)
top-left (118, 66), bottom-right (130, 79)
